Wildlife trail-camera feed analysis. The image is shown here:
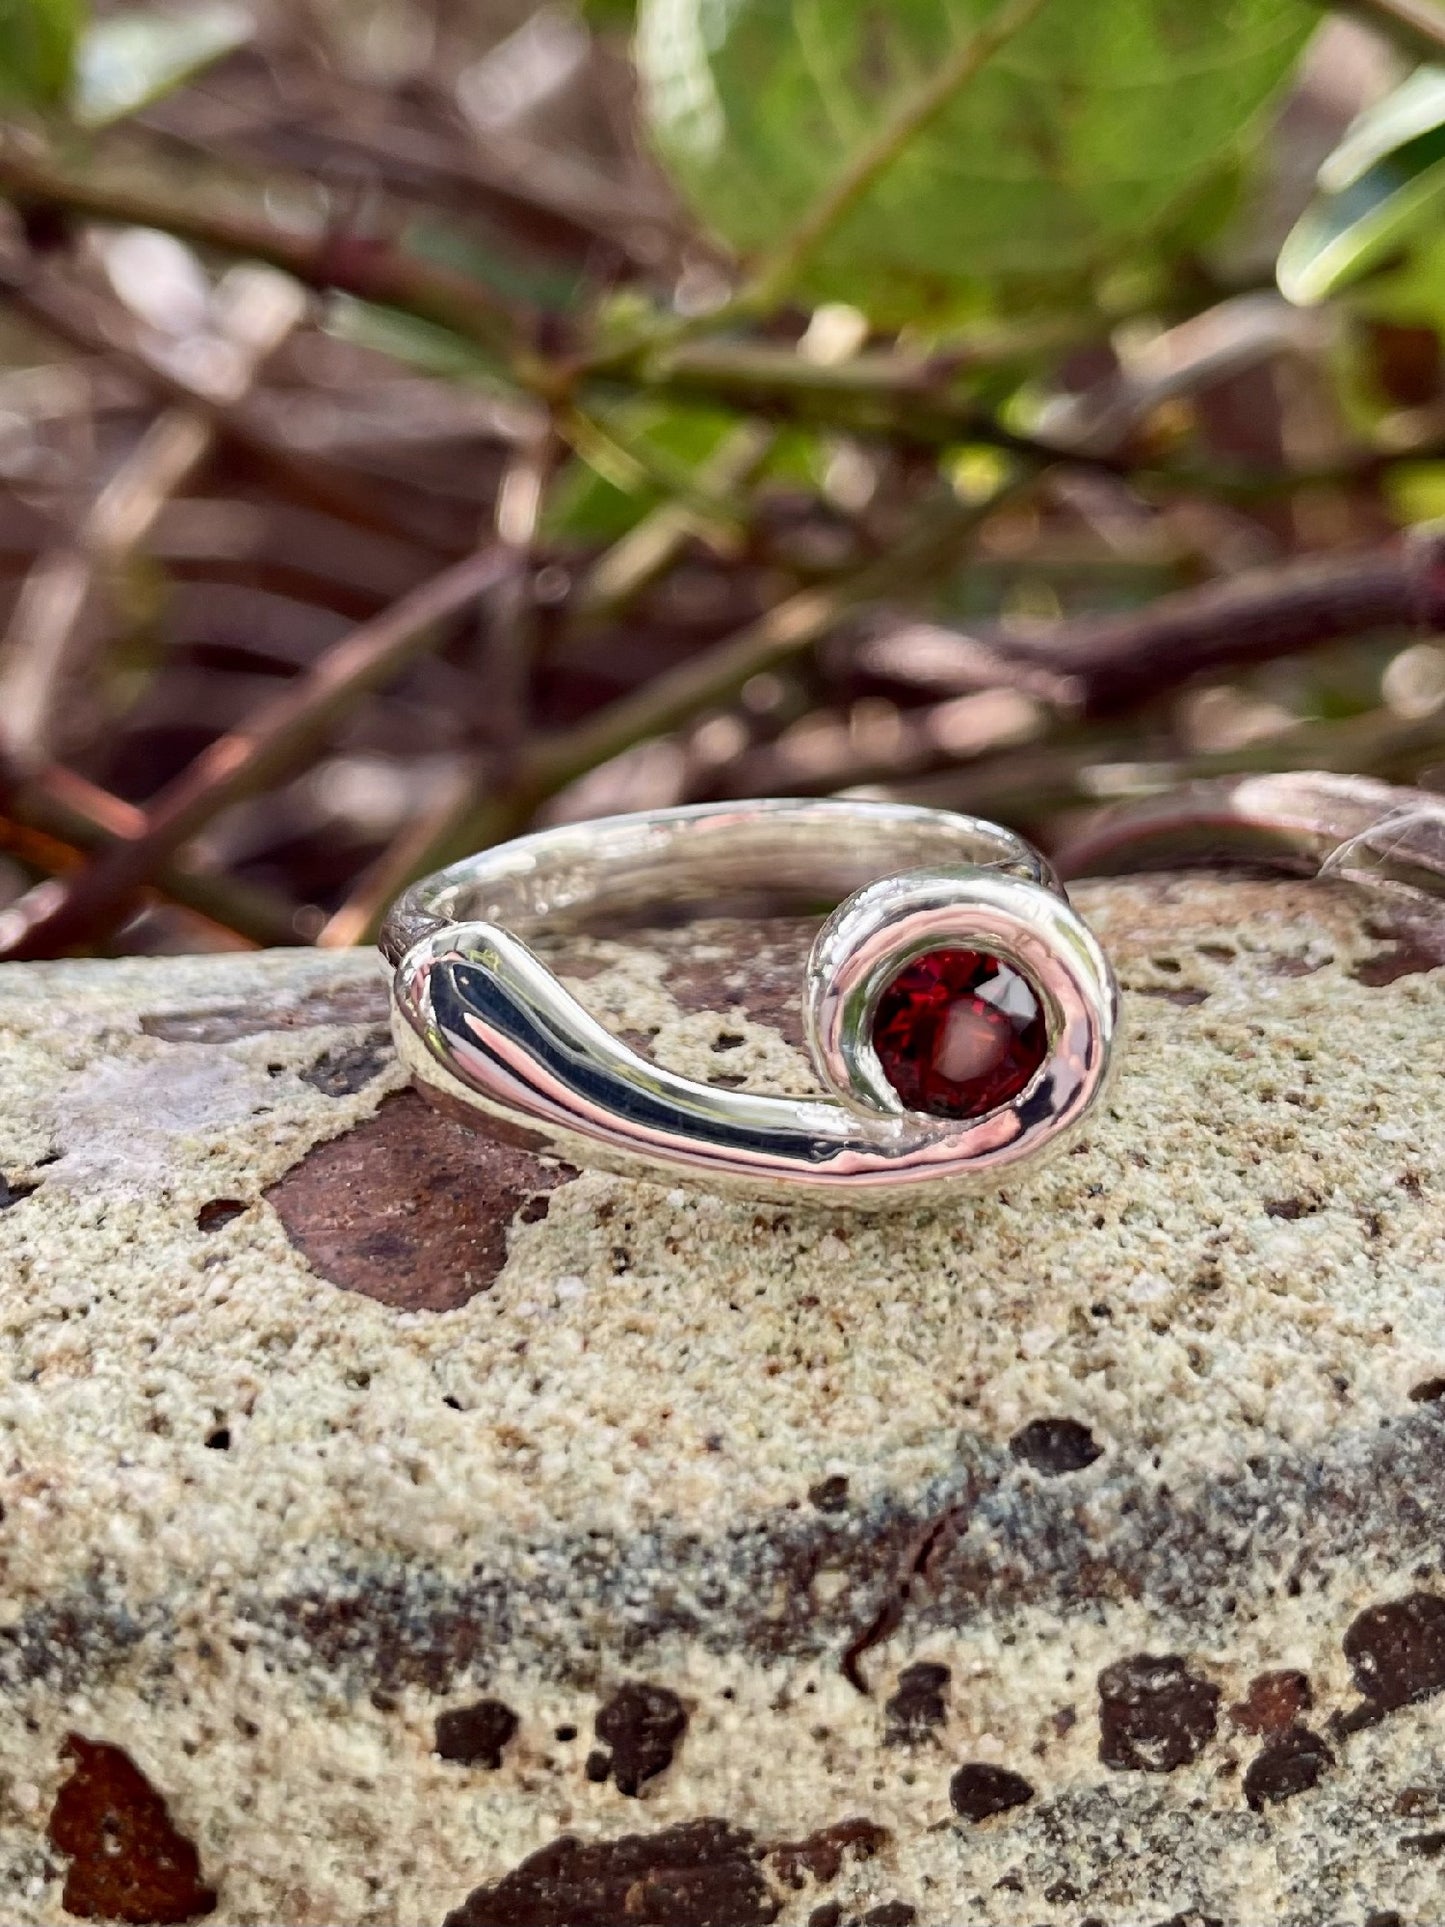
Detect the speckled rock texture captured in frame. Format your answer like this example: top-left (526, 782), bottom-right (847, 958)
top-left (0, 873), bottom-right (1443, 1927)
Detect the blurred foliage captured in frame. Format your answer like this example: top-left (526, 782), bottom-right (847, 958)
top-left (71, 3), bottom-right (253, 126)
top-left (0, 0), bottom-right (83, 106)
top-left (638, 0), bottom-right (1316, 315)
top-left (0, 0), bottom-right (1442, 956)
top-left (1282, 65), bottom-right (1445, 299)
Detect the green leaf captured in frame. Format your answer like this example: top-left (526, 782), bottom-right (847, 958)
top-left (581, 0), bottom-right (637, 24)
top-left (326, 297), bottom-right (500, 380)
top-left (1278, 68), bottom-right (1445, 307)
top-left (71, 2), bottom-right (252, 126)
top-left (545, 401), bottom-right (741, 543)
top-left (0, 0), bottom-right (84, 107)
top-left (637, 0), bottom-right (1316, 317)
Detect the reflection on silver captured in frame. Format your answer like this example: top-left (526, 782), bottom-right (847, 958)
top-left (383, 800), bottom-right (1118, 1206)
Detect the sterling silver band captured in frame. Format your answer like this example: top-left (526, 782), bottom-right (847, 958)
top-left (382, 799), bottom-right (1119, 1206)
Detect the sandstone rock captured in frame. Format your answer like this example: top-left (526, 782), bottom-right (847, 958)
top-left (0, 872), bottom-right (1442, 1925)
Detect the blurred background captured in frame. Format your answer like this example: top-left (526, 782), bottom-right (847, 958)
top-left (0, 0), bottom-right (1444, 957)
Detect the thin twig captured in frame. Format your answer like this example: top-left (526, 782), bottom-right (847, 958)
top-left (0, 810), bottom-right (258, 950)
top-left (1, 270), bottom-right (459, 554)
top-left (482, 423), bottom-right (560, 758)
top-left (571, 420), bottom-right (775, 624)
top-left (0, 268), bottom-right (306, 767)
top-left (885, 704), bottom-right (1445, 828)
top-left (555, 403), bottom-right (750, 542)
top-left (210, 94), bottom-right (686, 270)
top-left (314, 761), bottom-right (477, 950)
top-left (724, 528), bottom-right (1445, 795)
top-left (325, 473), bottom-right (1030, 926)
top-left (526, 483), bottom-right (1020, 798)
top-left (0, 762), bottom-right (299, 944)
top-left (0, 545), bottom-right (514, 958)
top-left (640, 339), bottom-right (1082, 464)
top-left (0, 147), bottom-right (535, 378)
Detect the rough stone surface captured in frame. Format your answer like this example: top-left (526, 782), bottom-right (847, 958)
top-left (0, 874), bottom-right (1442, 1925)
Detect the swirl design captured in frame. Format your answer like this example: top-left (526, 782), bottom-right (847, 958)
top-left (389, 850), bottom-right (1118, 1207)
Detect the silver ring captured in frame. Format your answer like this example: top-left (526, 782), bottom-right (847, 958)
top-left (381, 799), bottom-right (1119, 1206)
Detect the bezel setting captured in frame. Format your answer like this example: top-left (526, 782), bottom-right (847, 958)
top-left (806, 864), bottom-right (1116, 1155)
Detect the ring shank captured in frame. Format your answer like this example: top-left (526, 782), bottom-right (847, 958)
top-left (380, 799), bottom-right (1057, 965)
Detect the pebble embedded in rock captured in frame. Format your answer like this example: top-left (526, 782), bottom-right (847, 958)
top-left (1343, 1593), bottom-right (1445, 1713)
top-left (885, 1663), bottom-right (951, 1743)
top-left (1243, 1726), bottom-right (1332, 1810)
top-left (435, 1699), bottom-right (519, 1770)
top-left (1097, 1655), bottom-right (1219, 1773)
top-left (593, 1683), bottom-right (688, 1796)
top-left (1008, 1416), bottom-right (1103, 1476)
top-left (948, 1763), bottom-right (1035, 1822)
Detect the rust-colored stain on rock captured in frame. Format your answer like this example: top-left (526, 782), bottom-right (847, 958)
top-left (443, 1818), bottom-right (778, 1927)
top-left (47, 1735), bottom-right (216, 1925)
top-left (1230, 1668), bottom-right (1313, 1737)
top-left (769, 1817), bottom-right (890, 1889)
top-left (265, 1089), bottom-right (576, 1310)
top-left (1352, 903), bottom-right (1445, 986)
top-left (664, 920), bottom-right (815, 1049)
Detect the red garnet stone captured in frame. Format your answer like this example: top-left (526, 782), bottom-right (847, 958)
top-left (871, 948), bottom-right (1048, 1120)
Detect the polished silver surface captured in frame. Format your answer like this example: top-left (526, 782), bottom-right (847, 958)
top-left (383, 800), bottom-right (1119, 1206)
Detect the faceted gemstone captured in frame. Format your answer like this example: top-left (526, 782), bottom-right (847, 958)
top-left (871, 948), bottom-right (1047, 1120)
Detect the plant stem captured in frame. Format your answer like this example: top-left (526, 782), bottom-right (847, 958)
top-left (0, 147), bottom-right (535, 378)
top-left (314, 763), bottom-right (479, 951)
top-left (0, 268), bottom-right (305, 768)
top-left (572, 420), bottom-right (776, 624)
top-left (1, 763), bottom-right (300, 944)
top-left (640, 339), bottom-right (1090, 462)
top-left (555, 404), bottom-right (751, 541)
top-left (424, 475), bottom-right (1028, 864)
top-left (890, 704), bottom-right (1445, 829)
top-left (0, 545), bottom-right (515, 959)
top-left (0, 269), bottom-right (459, 556)
top-left (974, 523), bottom-right (1445, 716)
top-left (541, 486), bottom-right (1016, 784)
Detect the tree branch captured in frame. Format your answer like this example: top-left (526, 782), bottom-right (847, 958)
top-left (0, 147), bottom-right (536, 378)
top-left (0, 762), bottom-right (299, 945)
top-left (0, 545), bottom-right (515, 959)
top-left (517, 481), bottom-right (1022, 805)
top-left (638, 339), bottom-right (1089, 464)
top-left (885, 703), bottom-right (1445, 828)
top-left (0, 268), bottom-right (305, 768)
top-left (980, 524), bottom-right (1445, 717)
top-left (1, 269), bottom-right (462, 555)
